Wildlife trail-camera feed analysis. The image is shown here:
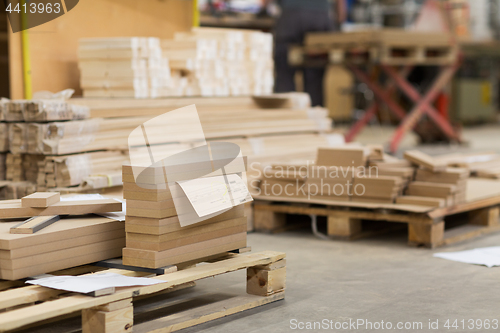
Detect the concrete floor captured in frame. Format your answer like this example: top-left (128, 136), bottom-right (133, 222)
top-left (182, 125), bottom-right (500, 333)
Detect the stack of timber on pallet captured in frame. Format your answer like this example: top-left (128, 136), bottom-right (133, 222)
top-left (122, 164), bottom-right (248, 269)
top-left (162, 27), bottom-right (273, 96)
top-left (79, 37), bottom-right (170, 98)
top-left (258, 147), bottom-right (480, 207)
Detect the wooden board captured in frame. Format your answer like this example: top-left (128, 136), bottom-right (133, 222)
top-left (21, 192), bottom-right (60, 208)
top-left (125, 205), bottom-right (245, 235)
top-left (10, 215), bottom-right (60, 234)
top-left (0, 228), bottom-right (125, 259)
top-left (404, 150), bottom-right (447, 172)
top-left (123, 233), bottom-right (247, 268)
top-left (0, 247), bottom-right (124, 280)
top-left (0, 216), bottom-right (124, 250)
top-left (0, 198), bottom-right (122, 218)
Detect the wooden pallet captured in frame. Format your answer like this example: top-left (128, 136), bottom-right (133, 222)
top-left (254, 198), bottom-right (500, 248)
top-left (0, 250), bottom-right (286, 333)
top-left (290, 29), bottom-right (458, 66)
top-left (289, 44), bottom-right (459, 67)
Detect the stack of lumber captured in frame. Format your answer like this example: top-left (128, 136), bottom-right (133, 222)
top-left (121, 164), bottom-right (247, 269)
top-left (162, 27), bottom-right (273, 97)
top-left (0, 99), bottom-right (132, 196)
top-left (353, 176), bottom-right (405, 203)
top-left (0, 191), bottom-right (124, 281)
top-left (60, 96), bottom-right (333, 195)
top-left (9, 119), bottom-right (99, 155)
top-left (398, 150), bottom-right (469, 207)
top-left (36, 151), bottom-right (127, 191)
top-left (257, 147), bottom-right (481, 207)
top-left (79, 37), bottom-right (170, 98)
top-left (257, 165), bottom-right (307, 198)
top-left (0, 217), bottom-right (125, 280)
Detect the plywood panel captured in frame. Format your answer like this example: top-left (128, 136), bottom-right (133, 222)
top-left (8, 0), bottom-right (193, 98)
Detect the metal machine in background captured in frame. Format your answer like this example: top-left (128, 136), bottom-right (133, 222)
top-left (451, 49), bottom-right (499, 123)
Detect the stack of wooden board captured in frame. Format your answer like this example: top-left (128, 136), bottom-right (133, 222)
top-left (398, 150), bottom-right (468, 207)
top-left (36, 151), bottom-right (127, 191)
top-left (0, 99), bottom-right (112, 195)
top-left (79, 37), bottom-right (170, 98)
top-left (0, 216), bottom-right (125, 280)
top-left (122, 164), bottom-right (247, 269)
top-left (9, 119), bottom-right (99, 155)
top-left (258, 165), bottom-right (307, 199)
top-left (353, 176), bottom-right (405, 203)
top-left (162, 27), bottom-right (273, 97)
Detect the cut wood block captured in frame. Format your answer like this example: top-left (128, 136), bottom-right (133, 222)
top-left (415, 167), bottom-right (468, 184)
top-left (0, 247), bottom-right (124, 280)
top-left (0, 199), bottom-right (122, 219)
top-left (404, 150), bottom-right (446, 172)
top-left (126, 223), bottom-right (247, 251)
top-left (0, 217), bottom-right (124, 250)
top-left (247, 266), bottom-right (286, 296)
top-left (125, 205), bottom-right (245, 235)
top-left (21, 192), bottom-right (60, 208)
top-left (82, 303), bottom-right (133, 333)
top-left (10, 215), bottom-right (60, 234)
top-left (316, 147), bottom-right (367, 167)
top-left (377, 167), bottom-right (415, 179)
top-left (0, 228), bottom-right (125, 259)
top-left (396, 196), bottom-right (445, 208)
top-left (408, 221), bottom-right (444, 248)
top-left (327, 215), bottom-right (361, 237)
top-left (0, 238), bottom-right (125, 270)
top-left (122, 233), bottom-right (247, 268)
top-left (126, 206), bottom-right (177, 219)
top-left (126, 217), bottom-right (247, 243)
top-left (407, 182), bottom-right (457, 198)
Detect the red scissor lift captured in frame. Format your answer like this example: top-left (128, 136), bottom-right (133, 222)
top-left (290, 29), bottom-right (462, 153)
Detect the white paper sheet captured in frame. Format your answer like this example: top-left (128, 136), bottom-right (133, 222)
top-left (176, 174), bottom-right (253, 218)
top-left (26, 273), bottom-right (164, 293)
top-left (433, 246), bottom-right (500, 268)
